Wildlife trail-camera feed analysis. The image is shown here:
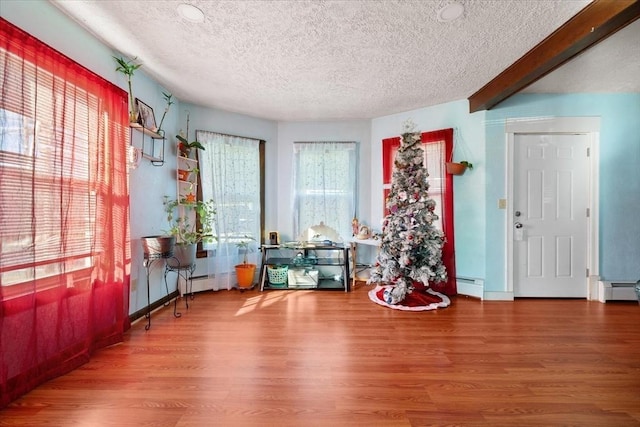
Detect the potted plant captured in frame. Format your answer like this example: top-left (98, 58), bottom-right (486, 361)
top-left (155, 91), bottom-right (173, 136)
top-left (177, 166), bottom-right (198, 183)
top-left (163, 196), bottom-right (216, 268)
top-left (176, 135), bottom-right (205, 158)
top-left (176, 111), bottom-right (205, 158)
top-left (113, 56), bottom-right (142, 123)
top-left (446, 160), bottom-right (473, 175)
top-left (235, 236), bottom-right (257, 288)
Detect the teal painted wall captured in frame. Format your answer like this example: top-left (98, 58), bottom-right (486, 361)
top-left (485, 93), bottom-right (640, 291)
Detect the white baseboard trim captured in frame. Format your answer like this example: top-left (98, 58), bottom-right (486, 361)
top-left (483, 291), bottom-right (515, 301)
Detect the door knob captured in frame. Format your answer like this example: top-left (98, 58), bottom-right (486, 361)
top-left (515, 222), bottom-right (523, 229)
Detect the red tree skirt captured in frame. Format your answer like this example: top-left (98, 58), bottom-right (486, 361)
top-left (368, 283), bottom-right (451, 311)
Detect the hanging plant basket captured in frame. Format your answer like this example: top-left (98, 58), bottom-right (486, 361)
top-left (447, 128), bottom-right (473, 176)
top-left (446, 162), bottom-right (467, 175)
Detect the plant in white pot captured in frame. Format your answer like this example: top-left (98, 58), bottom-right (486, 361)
top-left (235, 236), bottom-right (257, 288)
top-left (163, 196), bottom-right (216, 268)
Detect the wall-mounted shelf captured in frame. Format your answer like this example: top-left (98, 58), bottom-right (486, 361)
top-left (129, 123), bottom-right (165, 166)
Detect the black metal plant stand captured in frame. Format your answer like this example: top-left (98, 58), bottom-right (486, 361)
top-left (143, 248), bottom-right (196, 330)
top-left (143, 251), bottom-right (173, 330)
top-left (164, 262), bottom-right (196, 316)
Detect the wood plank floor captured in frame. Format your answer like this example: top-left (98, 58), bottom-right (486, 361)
top-left (3, 285), bottom-right (640, 426)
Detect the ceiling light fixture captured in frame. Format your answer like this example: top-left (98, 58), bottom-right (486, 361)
top-left (177, 3), bottom-right (205, 23)
top-left (437, 2), bottom-right (465, 22)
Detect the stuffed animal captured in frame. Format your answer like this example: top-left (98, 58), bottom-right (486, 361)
top-left (356, 225), bottom-right (371, 239)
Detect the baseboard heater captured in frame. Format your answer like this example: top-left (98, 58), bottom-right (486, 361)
top-left (456, 276), bottom-right (484, 299)
top-left (598, 280), bottom-right (638, 302)
top-left (187, 272), bottom-right (241, 293)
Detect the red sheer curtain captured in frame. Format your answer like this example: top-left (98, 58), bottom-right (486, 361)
top-left (382, 129), bottom-right (456, 295)
top-left (0, 19), bottom-right (131, 407)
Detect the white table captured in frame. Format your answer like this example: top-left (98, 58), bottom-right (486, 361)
top-left (349, 238), bottom-right (381, 289)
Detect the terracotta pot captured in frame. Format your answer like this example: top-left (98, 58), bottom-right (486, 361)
top-left (446, 162), bottom-right (467, 175)
top-left (177, 169), bottom-right (191, 181)
top-left (235, 263), bottom-right (256, 288)
top-left (177, 141), bottom-right (191, 157)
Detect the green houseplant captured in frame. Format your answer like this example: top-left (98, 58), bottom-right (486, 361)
top-left (113, 56), bottom-right (141, 123)
top-left (155, 91), bottom-right (173, 136)
top-left (163, 197), bottom-right (216, 267)
top-left (176, 134), bottom-right (205, 158)
top-left (235, 235), bottom-right (257, 288)
top-left (176, 111), bottom-right (205, 157)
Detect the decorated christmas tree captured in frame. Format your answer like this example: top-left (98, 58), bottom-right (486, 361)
top-left (368, 120), bottom-right (447, 306)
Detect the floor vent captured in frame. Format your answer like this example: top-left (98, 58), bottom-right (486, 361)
top-left (598, 281), bottom-right (637, 302)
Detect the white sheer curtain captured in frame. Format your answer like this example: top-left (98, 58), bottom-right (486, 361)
top-left (423, 141), bottom-right (445, 231)
top-left (197, 131), bottom-right (261, 290)
top-left (293, 142), bottom-right (357, 240)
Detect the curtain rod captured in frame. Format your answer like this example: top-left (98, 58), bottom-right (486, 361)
top-left (196, 129), bottom-right (264, 143)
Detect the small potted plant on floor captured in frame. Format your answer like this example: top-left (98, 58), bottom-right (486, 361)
top-left (163, 196), bottom-right (216, 268)
top-left (235, 236), bottom-right (257, 288)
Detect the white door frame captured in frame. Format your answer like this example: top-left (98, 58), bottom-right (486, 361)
top-left (505, 117), bottom-right (600, 299)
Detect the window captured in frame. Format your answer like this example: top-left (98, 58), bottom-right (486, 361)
top-left (293, 142), bottom-right (357, 240)
top-left (1, 102), bottom-right (97, 289)
top-left (0, 29), bottom-right (127, 294)
top-left (1, 18), bottom-right (130, 406)
top-left (382, 139), bottom-right (445, 230)
top-left (382, 129), bottom-right (456, 295)
top-left (196, 130), bottom-right (264, 290)
top-left (197, 131), bottom-right (264, 246)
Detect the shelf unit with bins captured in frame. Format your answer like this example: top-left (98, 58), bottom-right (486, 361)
top-left (259, 244), bottom-right (351, 292)
top-left (176, 150), bottom-right (198, 203)
top-left (129, 123), bottom-right (165, 166)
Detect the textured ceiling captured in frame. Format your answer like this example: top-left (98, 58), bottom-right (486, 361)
top-left (523, 17), bottom-right (640, 94)
top-left (49, 0), bottom-right (636, 121)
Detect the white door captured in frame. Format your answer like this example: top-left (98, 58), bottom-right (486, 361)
top-left (513, 133), bottom-right (590, 297)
